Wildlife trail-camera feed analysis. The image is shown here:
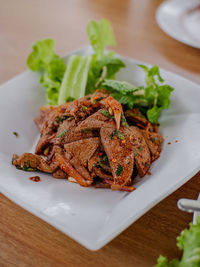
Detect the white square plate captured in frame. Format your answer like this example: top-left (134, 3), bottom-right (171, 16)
top-left (1, 46), bottom-right (200, 250)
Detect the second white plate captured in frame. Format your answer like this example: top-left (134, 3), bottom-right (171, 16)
top-left (156, 0), bottom-right (200, 49)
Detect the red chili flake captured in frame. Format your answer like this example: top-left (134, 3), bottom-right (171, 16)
top-left (29, 176), bottom-right (41, 182)
top-left (167, 142), bottom-right (171, 145)
top-left (175, 140), bottom-right (178, 143)
top-left (99, 152), bottom-right (103, 156)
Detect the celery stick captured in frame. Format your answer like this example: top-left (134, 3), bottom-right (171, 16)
top-left (58, 55), bottom-right (91, 105)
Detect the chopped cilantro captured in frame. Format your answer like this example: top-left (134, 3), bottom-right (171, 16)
top-left (66, 96), bottom-right (75, 102)
top-left (66, 116), bottom-right (74, 121)
top-left (56, 129), bottom-right (67, 138)
top-left (16, 164), bottom-right (36, 172)
top-left (93, 96), bottom-right (104, 104)
top-left (13, 131), bottom-right (18, 137)
top-left (134, 151), bottom-right (138, 157)
top-left (82, 129), bottom-right (89, 134)
top-left (121, 115), bottom-right (129, 128)
top-left (57, 116), bottom-right (67, 123)
top-left (110, 130), bottom-right (125, 140)
top-left (138, 146), bottom-right (142, 151)
top-left (82, 105), bottom-right (88, 111)
top-left (99, 109), bottom-right (112, 118)
top-left (115, 164), bottom-right (123, 176)
top-left (58, 115), bottom-right (74, 123)
top-left (101, 154), bottom-right (109, 164)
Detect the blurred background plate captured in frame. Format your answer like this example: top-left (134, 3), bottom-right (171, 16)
top-left (156, 0), bottom-right (200, 49)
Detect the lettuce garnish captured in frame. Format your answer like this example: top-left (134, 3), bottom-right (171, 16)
top-left (101, 64), bottom-right (174, 124)
top-left (27, 39), bottom-right (66, 105)
top-left (26, 19), bottom-right (173, 123)
top-left (155, 216), bottom-right (200, 267)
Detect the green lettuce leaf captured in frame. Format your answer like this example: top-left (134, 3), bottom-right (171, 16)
top-left (86, 19), bottom-right (125, 94)
top-left (27, 39), bottom-right (66, 105)
top-left (155, 216), bottom-right (200, 267)
top-left (87, 18), bottom-right (116, 60)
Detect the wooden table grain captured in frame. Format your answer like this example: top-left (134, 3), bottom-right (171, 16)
top-left (0, 0), bottom-right (200, 266)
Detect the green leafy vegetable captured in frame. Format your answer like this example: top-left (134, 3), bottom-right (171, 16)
top-left (57, 116), bottom-right (67, 123)
top-left (101, 79), bottom-right (147, 109)
top-left (120, 114), bottom-right (129, 129)
top-left (92, 96), bottom-right (104, 104)
top-left (56, 129), bottom-right (67, 138)
top-left (115, 164), bottom-right (123, 176)
top-left (26, 20), bottom-right (173, 124)
top-left (86, 19), bottom-right (125, 94)
top-left (86, 56), bottom-right (126, 94)
top-left (96, 58), bottom-right (125, 79)
top-left (101, 64), bottom-right (174, 124)
top-left (138, 65), bottom-right (174, 123)
top-left (82, 105), bottom-right (88, 111)
top-left (27, 39), bottom-right (66, 105)
top-left (102, 79), bottom-right (139, 94)
top-left (155, 216), bottom-right (200, 267)
top-left (27, 20), bottom-right (125, 105)
top-left (13, 131), bottom-right (19, 137)
top-left (16, 159), bottom-right (36, 172)
top-left (82, 129), bottom-right (89, 134)
top-left (87, 18), bottom-right (116, 60)
top-left (99, 109), bottom-right (113, 119)
top-left (110, 130), bottom-right (125, 140)
top-left (66, 96), bottom-right (75, 102)
top-left (100, 154), bottom-right (109, 164)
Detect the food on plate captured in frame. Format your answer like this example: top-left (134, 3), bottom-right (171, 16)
top-left (12, 90), bottom-right (163, 191)
top-left (155, 216), bottom-right (200, 267)
top-left (12, 18), bottom-right (174, 192)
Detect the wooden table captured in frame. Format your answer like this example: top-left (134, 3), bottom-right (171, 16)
top-left (1, 1), bottom-right (200, 266)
